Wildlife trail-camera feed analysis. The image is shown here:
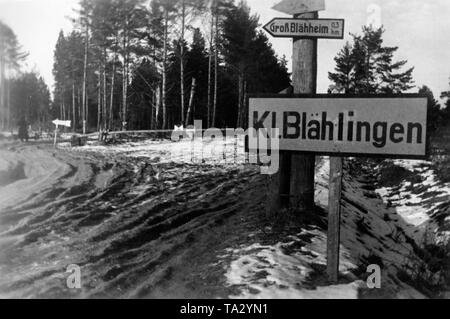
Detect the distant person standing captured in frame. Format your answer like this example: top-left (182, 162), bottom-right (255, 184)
top-left (18, 118), bottom-right (29, 142)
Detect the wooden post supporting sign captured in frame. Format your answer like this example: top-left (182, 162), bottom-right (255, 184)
top-left (52, 119), bottom-right (71, 148)
top-left (290, 11), bottom-right (318, 211)
top-left (269, 0), bottom-right (338, 280)
top-left (327, 157), bottom-right (343, 282)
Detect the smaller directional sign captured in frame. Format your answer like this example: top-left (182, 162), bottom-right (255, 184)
top-left (263, 18), bottom-right (345, 39)
top-left (52, 119), bottom-right (71, 128)
top-left (272, 0), bottom-right (325, 15)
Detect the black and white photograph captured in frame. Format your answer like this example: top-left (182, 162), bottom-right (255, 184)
top-left (0, 0), bottom-right (449, 304)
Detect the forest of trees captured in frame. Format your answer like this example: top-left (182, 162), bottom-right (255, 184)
top-left (52, 0), bottom-right (290, 133)
top-left (2, 2), bottom-right (450, 135)
top-left (0, 21), bottom-right (51, 133)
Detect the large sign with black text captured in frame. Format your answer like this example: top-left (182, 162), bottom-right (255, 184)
top-left (249, 95), bottom-right (428, 159)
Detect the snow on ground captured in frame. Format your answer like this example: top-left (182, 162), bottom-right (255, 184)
top-left (0, 137), bottom-right (264, 298)
top-left (220, 159), bottom-right (362, 299)
top-left (1, 136), bottom-right (447, 298)
top-left (223, 232), bottom-right (363, 299)
top-left (376, 159), bottom-right (450, 244)
top-left (58, 135), bottom-right (253, 167)
top-left (0, 132), bottom-right (12, 137)
top-left (219, 157), bottom-right (432, 299)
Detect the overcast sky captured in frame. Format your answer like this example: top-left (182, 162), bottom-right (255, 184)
top-left (1, 0), bottom-right (450, 101)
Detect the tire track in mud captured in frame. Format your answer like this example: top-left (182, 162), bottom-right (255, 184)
top-left (0, 142), bottom-right (262, 298)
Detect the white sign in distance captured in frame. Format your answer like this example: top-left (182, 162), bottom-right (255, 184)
top-left (249, 95), bottom-right (428, 159)
top-left (263, 18), bottom-right (344, 39)
top-left (272, 0), bottom-right (325, 15)
top-left (53, 119), bottom-right (71, 128)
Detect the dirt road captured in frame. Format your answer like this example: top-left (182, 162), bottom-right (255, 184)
top-left (0, 140), bottom-right (265, 298)
top-left (1, 138), bottom-right (447, 299)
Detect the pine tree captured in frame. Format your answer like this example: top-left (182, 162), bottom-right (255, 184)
top-left (329, 26), bottom-right (414, 94)
top-left (128, 58), bottom-right (160, 129)
top-left (10, 72), bottom-right (51, 129)
top-left (210, 0), bottom-right (233, 127)
top-left (151, 0), bottom-right (177, 129)
top-left (328, 42), bottom-right (354, 93)
top-left (53, 30), bottom-right (85, 131)
top-left (222, 1), bottom-right (259, 128)
top-left (0, 21), bottom-right (27, 130)
top-left (441, 79), bottom-right (450, 103)
top-left (145, 1), bottom-right (165, 129)
top-left (175, 0), bottom-right (204, 126)
top-left (53, 31), bottom-right (68, 123)
top-left (185, 28), bottom-right (209, 126)
top-left (222, 1), bottom-right (290, 128)
top-left (440, 79), bottom-right (450, 127)
top-left (91, 0), bottom-right (114, 131)
top-left (419, 86), bottom-right (441, 134)
top-left (73, 0), bottom-right (94, 134)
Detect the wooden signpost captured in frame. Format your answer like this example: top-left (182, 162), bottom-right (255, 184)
top-left (270, 0), bottom-right (339, 282)
top-left (249, 95), bottom-right (428, 282)
top-left (261, 0), bottom-right (428, 283)
top-left (52, 119), bottom-right (71, 147)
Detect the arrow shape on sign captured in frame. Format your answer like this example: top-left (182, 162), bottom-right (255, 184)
top-left (272, 0), bottom-right (325, 15)
top-left (263, 18), bottom-right (345, 39)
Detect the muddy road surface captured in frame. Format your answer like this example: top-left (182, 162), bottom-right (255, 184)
top-left (0, 140), bottom-right (264, 298)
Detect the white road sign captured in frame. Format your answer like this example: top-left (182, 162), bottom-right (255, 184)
top-left (249, 95), bottom-right (428, 159)
top-left (272, 0), bottom-right (325, 15)
top-left (53, 119), bottom-right (71, 127)
top-left (263, 18), bottom-right (344, 39)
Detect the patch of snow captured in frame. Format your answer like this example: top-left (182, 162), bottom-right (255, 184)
top-left (376, 160), bottom-right (450, 229)
top-left (223, 223), bottom-right (360, 299)
top-left (60, 136), bottom-right (256, 168)
top-left (392, 159), bottom-right (428, 172)
top-left (0, 132), bottom-right (12, 137)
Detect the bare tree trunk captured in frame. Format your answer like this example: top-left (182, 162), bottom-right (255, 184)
top-left (82, 25), bottom-right (89, 134)
top-left (180, 0), bottom-right (186, 125)
top-left (122, 60), bottom-right (127, 130)
top-left (212, 13), bottom-right (219, 128)
top-left (6, 78), bottom-right (10, 130)
top-left (110, 52), bottom-right (117, 130)
top-left (66, 91), bottom-right (70, 122)
top-left (72, 83), bottom-right (76, 132)
top-left (78, 87), bottom-right (81, 129)
top-left (206, 14), bottom-right (214, 128)
top-left (185, 77), bottom-right (196, 127)
top-left (156, 83), bottom-right (161, 129)
top-left (64, 100), bottom-right (67, 121)
top-left (162, 9), bottom-right (169, 130)
top-left (97, 66), bottom-right (102, 132)
top-left (62, 99), bottom-right (66, 121)
top-left (236, 71), bottom-right (244, 128)
top-left (122, 25), bottom-right (128, 131)
top-left (243, 80), bottom-right (248, 128)
top-left (150, 91), bottom-right (155, 130)
top-left (103, 53), bottom-right (107, 130)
